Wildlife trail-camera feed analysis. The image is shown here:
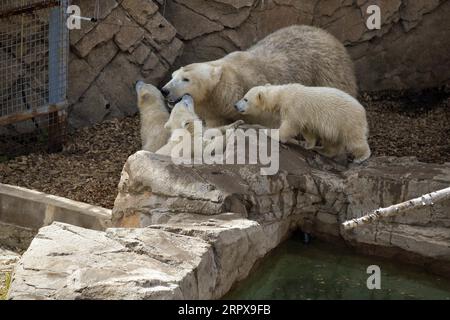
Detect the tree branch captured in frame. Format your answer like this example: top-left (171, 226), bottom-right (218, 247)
top-left (342, 186), bottom-right (450, 230)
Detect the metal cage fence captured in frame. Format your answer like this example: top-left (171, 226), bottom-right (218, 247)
top-left (0, 0), bottom-right (69, 158)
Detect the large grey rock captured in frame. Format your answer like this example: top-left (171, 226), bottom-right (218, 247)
top-left (7, 146), bottom-right (450, 299)
top-left (111, 142), bottom-right (342, 228)
top-left (8, 222), bottom-right (217, 300)
top-left (149, 212), bottom-right (295, 298)
top-left (112, 146), bottom-right (450, 276)
top-left (8, 213), bottom-right (294, 300)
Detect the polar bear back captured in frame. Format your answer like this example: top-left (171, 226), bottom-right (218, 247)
top-left (272, 84), bottom-right (368, 143)
top-left (248, 25), bottom-right (357, 97)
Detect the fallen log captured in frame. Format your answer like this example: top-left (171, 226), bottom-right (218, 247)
top-left (342, 186), bottom-right (450, 230)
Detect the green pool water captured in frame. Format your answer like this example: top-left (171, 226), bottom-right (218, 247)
top-left (224, 235), bottom-right (450, 300)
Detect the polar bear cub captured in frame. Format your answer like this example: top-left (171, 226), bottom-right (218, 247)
top-left (157, 95), bottom-right (243, 158)
top-left (135, 81), bottom-right (170, 152)
top-left (235, 84), bottom-right (371, 163)
top-left (156, 95), bottom-right (199, 156)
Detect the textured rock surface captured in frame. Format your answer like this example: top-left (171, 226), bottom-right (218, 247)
top-left (341, 157), bottom-right (450, 274)
top-left (112, 148), bottom-right (450, 275)
top-left (8, 222), bottom-right (216, 299)
top-left (68, 0), bottom-right (183, 128)
top-left (8, 217), bottom-right (293, 300)
top-left (7, 144), bottom-right (450, 299)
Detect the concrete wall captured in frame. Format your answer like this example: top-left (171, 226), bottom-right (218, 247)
top-left (0, 183), bottom-right (111, 249)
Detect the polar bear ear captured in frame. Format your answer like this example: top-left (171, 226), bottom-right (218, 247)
top-left (182, 119), bottom-right (194, 129)
top-left (185, 103), bottom-right (194, 113)
top-left (257, 92), bottom-right (264, 103)
top-left (182, 95), bottom-right (195, 113)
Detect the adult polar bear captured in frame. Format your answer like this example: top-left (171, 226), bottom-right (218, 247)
top-left (162, 25), bottom-right (357, 128)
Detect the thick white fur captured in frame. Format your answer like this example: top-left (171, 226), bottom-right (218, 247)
top-left (162, 25), bottom-right (357, 128)
top-left (136, 83), bottom-right (170, 152)
top-left (157, 96), bottom-right (243, 157)
top-left (237, 84), bottom-right (371, 163)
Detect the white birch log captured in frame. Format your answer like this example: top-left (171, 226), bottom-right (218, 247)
top-left (342, 186), bottom-right (450, 230)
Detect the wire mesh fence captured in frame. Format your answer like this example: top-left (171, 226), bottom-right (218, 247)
top-left (0, 0), bottom-right (69, 159)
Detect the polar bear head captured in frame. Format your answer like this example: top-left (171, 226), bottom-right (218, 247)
top-left (161, 63), bottom-right (223, 105)
top-left (135, 80), bottom-right (167, 113)
top-left (164, 95), bottom-right (200, 132)
top-left (234, 85), bottom-right (270, 116)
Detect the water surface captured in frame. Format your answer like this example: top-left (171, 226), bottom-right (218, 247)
top-left (225, 236), bottom-right (450, 300)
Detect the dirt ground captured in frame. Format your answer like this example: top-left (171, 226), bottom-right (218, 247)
top-left (0, 88), bottom-right (449, 209)
top-left (363, 87), bottom-right (449, 162)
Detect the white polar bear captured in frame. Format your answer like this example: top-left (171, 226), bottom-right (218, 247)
top-left (135, 81), bottom-right (170, 152)
top-left (161, 25), bottom-right (357, 128)
top-left (156, 95), bottom-right (243, 158)
top-left (234, 84), bottom-right (371, 163)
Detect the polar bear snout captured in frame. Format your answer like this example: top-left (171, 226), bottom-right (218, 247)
top-left (135, 80), bottom-right (145, 93)
top-left (161, 87), bottom-right (170, 98)
top-left (161, 83), bottom-right (182, 104)
top-left (234, 99), bottom-right (248, 113)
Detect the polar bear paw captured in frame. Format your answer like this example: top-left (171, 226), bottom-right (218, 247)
top-left (228, 119), bottom-right (245, 128)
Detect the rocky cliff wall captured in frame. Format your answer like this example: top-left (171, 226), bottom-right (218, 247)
top-left (7, 144), bottom-right (450, 299)
top-left (68, 0), bottom-right (449, 128)
top-left (165, 0), bottom-right (450, 91)
top-left (68, 0), bottom-right (183, 128)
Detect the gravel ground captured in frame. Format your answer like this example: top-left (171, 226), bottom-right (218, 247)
top-left (1, 117), bottom-right (141, 208)
top-left (364, 88), bottom-right (449, 162)
top-left (0, 88), bottom-right (449, 209)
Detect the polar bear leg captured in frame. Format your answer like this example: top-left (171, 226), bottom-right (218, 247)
top-left (279, 121), bottom-right (298, 144)
top-left (301, 130), bottom-right (317, 149)
top-left (347, 138), bottom-right (371, 163)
